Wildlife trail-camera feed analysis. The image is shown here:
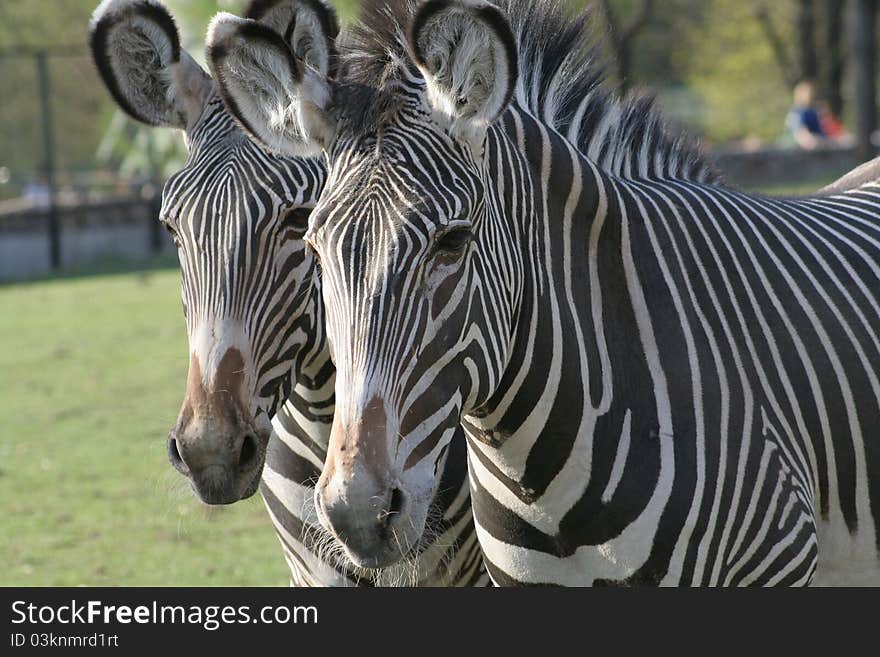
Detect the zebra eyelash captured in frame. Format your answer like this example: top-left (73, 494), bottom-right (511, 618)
top-left (303, 233), bottom-right (323, 268)
top-left (434, 225), bottom-right (472, 253)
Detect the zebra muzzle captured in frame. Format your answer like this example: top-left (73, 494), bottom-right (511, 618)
top-left (314, 397), bottom-right (425, 568)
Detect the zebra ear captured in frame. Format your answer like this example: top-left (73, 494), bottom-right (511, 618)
top-left (244, 0), bottom-right (340, 77)
top-left (206, 13), bottom-right (334, 157)
top-left (89, 0), bottom-right (212, 130)
top-left (408, 0), bottom-right (517, 140)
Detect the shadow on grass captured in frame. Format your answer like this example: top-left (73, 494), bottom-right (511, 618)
top-left (0, 253), bottom-right (180, 288)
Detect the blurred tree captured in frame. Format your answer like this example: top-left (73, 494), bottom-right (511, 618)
top-left (854, 0), bottom-right (878, 161)
top-left (753, 1), bottom-right (797, 88)
top-left (0, 1), bottom-right (108, 197)
top-left (597, 0), bottom-right (654, 90)
top-left (0, 0), bottom-right (91, 49)
top-left (752, 0), bottom-right (846, 117)
top-left (167, 0), bottom-right (246, 57)
top-left (684, 0), bottom-right (796, 144)
top-left (821, 0), bottom-right (846, 117)
top-left (797, 0), bottom-right (819, 83)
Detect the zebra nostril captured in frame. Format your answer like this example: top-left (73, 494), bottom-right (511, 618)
top-left (379, 487), bottom-right (406, 530)
top-left (390, 487), bottom-right (404, 515)
top-left (167, 436), bottom-right (187, 473)
top-left (238, 434), bottom-right (258, 470)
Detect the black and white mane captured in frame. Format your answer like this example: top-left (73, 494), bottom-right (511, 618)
top-left (337, 0), bottom-right (721, 183)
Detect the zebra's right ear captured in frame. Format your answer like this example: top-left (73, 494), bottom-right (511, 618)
top-left (206, 9), bottom-right (336, 157)
top-left (89, 0), bottom-right (212, 130)
top-left (408, 0), bottom-right (517, 143)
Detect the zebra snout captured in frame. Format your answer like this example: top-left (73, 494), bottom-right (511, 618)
top-left (316, 394), bottom-right (430, 567)
top-left (316, 471), bottom-right (411, 569)
top-left (167, 344), bottom-right (268, 504)
top-left (167, 429), bottom-right (264, 505)
top-left (167, 431), bottom-right (259, 474)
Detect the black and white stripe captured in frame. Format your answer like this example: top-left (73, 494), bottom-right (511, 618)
top-left (91, 0), bottom-right (488, 586)
top-left (259, 0), bottom-right (880, 585)
top-left (164, 91), bottom-right (488, 587)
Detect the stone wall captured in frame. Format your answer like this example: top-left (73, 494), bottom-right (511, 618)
top-left (713, 145), bottom-right (859, 189)
top-left (0, 198), bottom-right (174, 281)
top-left (0, 147), bottom-right (871, 282)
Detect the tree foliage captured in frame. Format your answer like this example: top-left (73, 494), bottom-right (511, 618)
top-left (0, 0), bottom-right (872, 200)
top-left (683, 0), bottom-right (797, 144)
top-left (0, 1), bottom-right (110, 195)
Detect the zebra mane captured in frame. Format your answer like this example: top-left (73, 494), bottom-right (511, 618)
top-left (336, 0), bottom-right (721, 184)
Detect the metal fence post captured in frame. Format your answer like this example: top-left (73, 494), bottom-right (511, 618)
top-left (36, 50), bottom-right (60, 269)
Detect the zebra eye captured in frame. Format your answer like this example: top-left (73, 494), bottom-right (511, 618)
top-left (280, 207), bottom-right (312, 235)
top-left (435, 227), bottom-right (472, 253)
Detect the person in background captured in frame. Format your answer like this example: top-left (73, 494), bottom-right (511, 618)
top-left (785, 81), bottom-right (827, 149)
top-left (817, 101), bottom-right (849, 142)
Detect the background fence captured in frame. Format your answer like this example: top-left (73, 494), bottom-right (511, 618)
top-left (0, 193), bottom-right (172, 281)
top-left (0, 144), bottom-right (859, 282)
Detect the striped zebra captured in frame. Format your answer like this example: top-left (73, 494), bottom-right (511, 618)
top-left (210, 0), bottom-right (880, 585)
top-left (89, 0), bottom-right (486, 586)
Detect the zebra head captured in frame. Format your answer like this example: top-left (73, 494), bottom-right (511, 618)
top-left (210, 0), bottom-right (518, 564)
top-left (90, 0), bottom-right (336, 504)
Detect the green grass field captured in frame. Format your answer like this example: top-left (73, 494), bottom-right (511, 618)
top-left (755, 176), bottom-right (841, 198)
top-left (0, 257), bottom-right (288, 586)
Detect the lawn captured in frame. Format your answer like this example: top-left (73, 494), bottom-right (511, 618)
top-left (754, 176), bottom-right (841, 197)
top-left (0, 257), bottom-right (288, 586)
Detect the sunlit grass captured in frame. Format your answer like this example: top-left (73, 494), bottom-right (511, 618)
top-left (0, 259), bottom-right (287, 585)
top-left (751, 172), bottom-right (845, 198)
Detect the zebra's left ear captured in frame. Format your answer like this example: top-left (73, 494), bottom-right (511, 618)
top-left (408, 0), bottom-right (517, 142)
top-left (244, 0), bottom-right (340, 77)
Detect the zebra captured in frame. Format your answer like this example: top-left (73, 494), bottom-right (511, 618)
top-left (89, 0), bottom-right (486, 586)
top-left (209, 0), bottom-right (880, 585)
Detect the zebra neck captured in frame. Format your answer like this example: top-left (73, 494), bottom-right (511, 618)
top-left (464, 109), bottom-right (639, 506)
